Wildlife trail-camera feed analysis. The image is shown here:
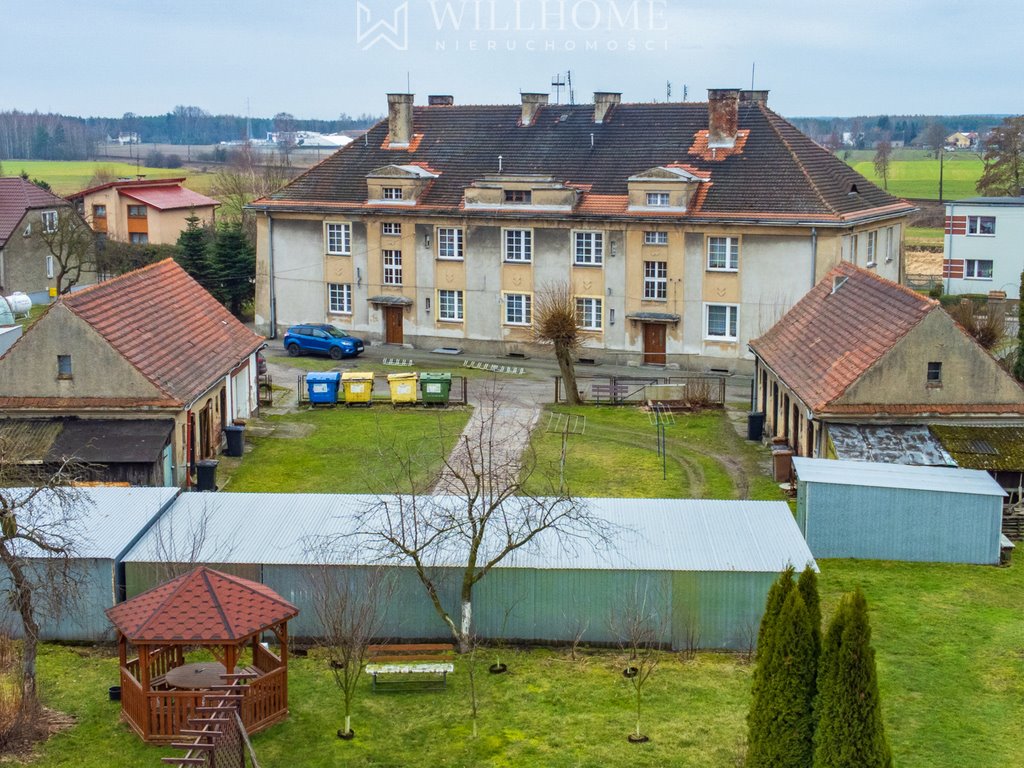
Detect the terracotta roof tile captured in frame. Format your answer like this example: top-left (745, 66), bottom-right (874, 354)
top-left (253, 101), bottom-right (913, 225)
top-left (105, 567), bottom-right (298, 643)
top-left (0, 177), bottom-right (69, 247)
top-left (61, 260), bottom-right (264, 405)
top-left (0, 396), bottom-right (179, 409)
top-left (749, 264), bottom-right (937, 411)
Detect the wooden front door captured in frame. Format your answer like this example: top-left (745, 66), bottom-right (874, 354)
top-left (642, 323), bottom-right (666, 365)
top-left (384, 306), bottom-right (404, 345)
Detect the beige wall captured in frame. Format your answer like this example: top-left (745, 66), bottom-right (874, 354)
top-left (838, 310), bottom-right (1024, 407)
top-left (146, 205), bottom-right (216, 245)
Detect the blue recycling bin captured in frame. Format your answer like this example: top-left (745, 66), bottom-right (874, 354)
top-left (306, 371), bottom-right (341, 405)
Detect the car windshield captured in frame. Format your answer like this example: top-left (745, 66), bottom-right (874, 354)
top-left (324, 327), bottom-right (352, 339)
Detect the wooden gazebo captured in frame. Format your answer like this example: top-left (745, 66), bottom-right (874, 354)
top-left (105, 566), bottom-right (298, 743)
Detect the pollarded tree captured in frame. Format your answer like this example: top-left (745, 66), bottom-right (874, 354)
top-left (977, 116), bottom-right (1024, 196)
top-left (533, 283), bottom-right (584, 405)
top-left (814, 589), bottom-right (892, 768)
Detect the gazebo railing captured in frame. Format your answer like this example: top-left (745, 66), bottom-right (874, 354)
top-left (241, 666), bottom-right (287, 731)
top-left (120, 671), bottom-right (147, 739)
top-left (253, 641), bottom-right (280, 673)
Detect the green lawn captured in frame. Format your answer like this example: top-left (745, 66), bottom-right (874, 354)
top-left (223, 406), bottom-right (470, 494)
top-left (841, 149), bottom-right (983, 200)
top-left (2, 160), bottom-right (217, 196)
top-left (26, 557), bottom-right (1024, 767)
top-left (525, 405), bottom-right (783, 501)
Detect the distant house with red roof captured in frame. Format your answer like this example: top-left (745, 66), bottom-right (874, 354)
top-left (0, 259), bottom-right (264, 487)
top-left (0, 177), bottom-right (95, 302)
top-left (748, 263), bottom-right (1024, 460)
top-left (69, 177), bottom-right (218, 246)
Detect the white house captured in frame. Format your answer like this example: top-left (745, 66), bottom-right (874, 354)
top-left (943, 197), bottom-right (1024, 299)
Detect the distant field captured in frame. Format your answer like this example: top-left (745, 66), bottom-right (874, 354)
top-left (840, 149), bottom-right (984, 200)
top-left (0, 160), bottom-right (217, 196)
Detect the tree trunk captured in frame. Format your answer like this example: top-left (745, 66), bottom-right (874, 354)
top-left (554, 341), bottom-right (582, 405)
top-left (0, 543), bottom-right (40, 714)
top-left (458, 599), bottom-right (473, 654)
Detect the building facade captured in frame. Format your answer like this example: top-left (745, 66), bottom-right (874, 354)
top-left (251, 90), bottom-right (913, 372)
top-left (69, 177), bottom-right (219, 246)
top-left (942, 197), bottom-right (1024, 299)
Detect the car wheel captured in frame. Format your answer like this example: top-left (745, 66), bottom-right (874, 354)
top-left (287, 343), bottom-right (301, 357)
top-left (329, 346), bottom-right (344, 360)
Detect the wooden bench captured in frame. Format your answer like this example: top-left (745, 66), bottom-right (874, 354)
top-left (590, 382), bottom-right (631, 403)
top-left (364, 644), bottom-right (455, 692)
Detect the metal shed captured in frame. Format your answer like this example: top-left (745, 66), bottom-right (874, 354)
top-left (121, 493), bottom-right (815, 651)
top-left (0, 486), bottom-right (180, 641)
top-left (793, 457), bottom-right (1007, 564)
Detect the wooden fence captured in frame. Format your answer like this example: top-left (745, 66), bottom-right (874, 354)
top-left (554, 375), bottom-right (726, 407)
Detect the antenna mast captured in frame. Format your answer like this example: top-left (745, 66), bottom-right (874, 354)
top-left (751, 62), bottom-right (756, 90)
top-left (551, 73), bottom-right (566, 104)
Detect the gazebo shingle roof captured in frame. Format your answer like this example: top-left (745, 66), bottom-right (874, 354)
top-left (105, 566), bottom-right (297, 643)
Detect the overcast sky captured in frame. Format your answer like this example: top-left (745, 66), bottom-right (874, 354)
top-left (3, 0), bottom-right (1022, 120)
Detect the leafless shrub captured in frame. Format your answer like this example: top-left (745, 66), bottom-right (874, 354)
top-left (949, 299), bottom-right (1005, 350)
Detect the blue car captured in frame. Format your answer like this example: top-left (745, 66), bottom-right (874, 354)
top-left (283, 324), bottom-right (365, 360)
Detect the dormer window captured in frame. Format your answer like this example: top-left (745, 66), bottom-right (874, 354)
top-left (382, 187), bottom-right (404, 200)
top-left (504, 189), bottom-right (532, 204)
top-left (366, 165), bottom-right (438, 205)
top-left (646, 192), bottom-right (671, 207)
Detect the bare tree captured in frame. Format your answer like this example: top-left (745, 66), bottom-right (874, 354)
top-left (873, 135), bottom-right (893, 191)
top-left (922, 121), bottom-right (947, 159)
top-left (212, 143), bottom-right (295, 229)
top-left (37, 207), bottom-right (96, 294)
top-left (610, 582), bottom-right (667, 744)
top-left (0, 443), bottom-right (89, 736)
top-left (149, 501), bottom-right (234, 583)
top-left (359, 386), bottom-right (610, 652)
top-left (307, 538), bottom-right (391, 740)
top-left (533, 283), bottom-right (584, 405)
top-left (977, 116), bottom-right (1024, 196)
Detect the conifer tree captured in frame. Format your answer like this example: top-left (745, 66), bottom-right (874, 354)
top-left (814, 589), bottom-right (892, 768)
top-left (209, 221), bottom-right (255, 317)
top-left (797, 565), bottom-right (822, 659)
top-left (175, 212), bottom-right (215, 292)
top-left (746, 565), bottom-right (795, 766)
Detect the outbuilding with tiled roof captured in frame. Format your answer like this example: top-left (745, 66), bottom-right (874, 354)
top-left (0, 259), bottom-right (265, 487)
top-left (250, 89), bottom-right (914, 369)
top-left (748, 263), bottom-right (1024, 461)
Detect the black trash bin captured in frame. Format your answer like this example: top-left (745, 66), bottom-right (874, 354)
top-left (196, 459), bottom-right (219, 492)
top-left (747, 412), bottom-right (765, 441)
top-left (224, 424), bottom-right (245, 457)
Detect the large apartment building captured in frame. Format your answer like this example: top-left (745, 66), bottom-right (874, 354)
top-left (251, 90), bottom-right (913, 371)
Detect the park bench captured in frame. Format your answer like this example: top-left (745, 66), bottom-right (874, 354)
top-left (364, 643), bottom-right (455, 692)
top-left (590, 382), bottom-right (632, 403)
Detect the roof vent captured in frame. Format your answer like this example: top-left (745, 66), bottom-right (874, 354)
top-left (831, 275), bottom-right (848, 294)
top-left (848, 183), bottom-right (859, 196)
top-left (428, 95), bottom-right (454, 106)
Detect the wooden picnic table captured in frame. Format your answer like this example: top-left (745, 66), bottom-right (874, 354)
top-left (164, 662), bottom-right (227, 690)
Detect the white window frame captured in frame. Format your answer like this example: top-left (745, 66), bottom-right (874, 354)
top-left (325, 222), bottom-right (351, 255)
top-left (644, 231), bottom-right (668, 245)
top-left (643, 261), bottom-right (668, 300)
top-left (707, 236), bottom-right (739, 271)
top-left (573, 231), bottom-right (604, 266)
top-left (381, 222), bottom-right (402, 236)
top-left (704, 303), bottom-right (739, 341)
top-left (964, 259), bottom-right (994, 280)
top-left (967, 215), bottom-right (996, 236)
top-left (437, 289), bottom-right (464, 322)
top-left (503, 292), bottom-right (532, 326)
top-left (646, 192), bottom-right (671, 207)
top-left (575, 296), bottom-right (603, 330)
top-left (41, 210), bottom-right (58, 233)
top-left (382, 187), bottom-right (404, 200)
top-left (328, 282), bottom-right (353, 314)
top-left (382, 249), bottom-right (403, 286)
top-left (866, 230), bottom-right (877, 267)
top-left (437, 227), bottom-right (464, 260)
top-left (45, 254), bottom-right (55, 279)
top-left (885, 226), bottom-right (895, 263)
top-left (503, 228), bottom-right (533, 263)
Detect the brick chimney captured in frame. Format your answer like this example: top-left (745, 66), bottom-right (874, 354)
top-left (520, 93), bottom-right (549, 127)
top-left (387, 93), bottom-right (414, 147)
top-left (593, 92), bottom-right (621, 123)
top-left (739, 90), bottom-right (769, 106)
top-left (707, 88), bottom-right (741, 148)
top-left (428, 95), bottom-right (454, 106)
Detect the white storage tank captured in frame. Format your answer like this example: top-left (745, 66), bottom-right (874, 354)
top-left (3, 293), bottom-right (32, 316)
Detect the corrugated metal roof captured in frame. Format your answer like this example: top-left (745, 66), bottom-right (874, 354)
top-left (2, 486), bottom-right (179, 559)
top-left (122, 493), bottom-right (814, 574)
top-left (793, 457), bottom-right (1006, 497)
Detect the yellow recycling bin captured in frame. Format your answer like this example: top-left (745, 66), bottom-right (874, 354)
top-left (387, 372), bottom-right (419, 404)
top-left (341, 372), bottom-right (374, 405)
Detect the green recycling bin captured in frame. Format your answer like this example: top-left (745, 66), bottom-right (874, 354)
top-left (419, 372), bottom-right (452, 405)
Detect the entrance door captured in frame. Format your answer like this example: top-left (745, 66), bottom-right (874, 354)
top-left (384, 305), bottom-right (404, 345)
top-left (642, 323), bottom-right (666, 365)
